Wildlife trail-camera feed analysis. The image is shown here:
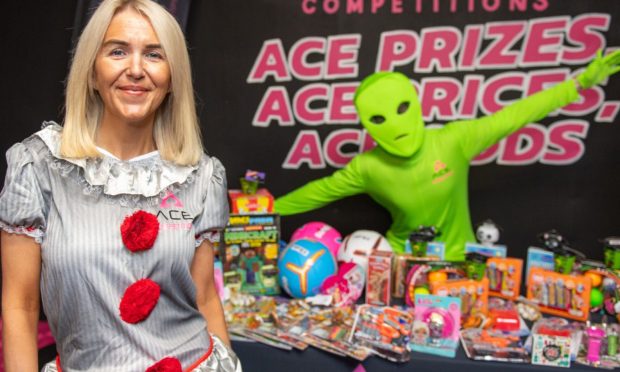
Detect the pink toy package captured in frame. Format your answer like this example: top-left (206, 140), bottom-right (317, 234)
top-left (320, 262), bottom-right (365, 306)
top-left (410, 294), bottom-right (461, 358)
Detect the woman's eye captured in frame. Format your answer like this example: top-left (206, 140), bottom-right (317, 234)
top-left (397, 101), bottom-right (410, 114)
top-left (370, 115), bottom-right (385, 124)
top-left (110, 49), bottom-right (125, 57)
top-left (146, 51), bottom-right (164, 60)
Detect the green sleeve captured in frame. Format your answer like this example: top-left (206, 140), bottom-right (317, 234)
top-left (274, 155), bottom-right (366, 216)
top-left (449, 79), bottom-right (579, 160)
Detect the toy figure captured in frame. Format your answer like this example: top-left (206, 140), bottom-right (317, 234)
top-left (476, 219), bottom-right (501, 246)
top-left (240, 248), bottom-right (262, 285)
top-left (275, 51), bottom-right (620, 260)
top-left (427, 311), bottom-right (446, 340)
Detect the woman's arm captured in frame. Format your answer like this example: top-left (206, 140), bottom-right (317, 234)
top-left (191, 239), bottom-right (231, 347)
top-left (1, 231), bottom-right (42, 372)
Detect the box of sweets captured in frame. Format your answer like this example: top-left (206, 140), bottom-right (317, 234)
top-left (221, 214), bottom-right (280, 295)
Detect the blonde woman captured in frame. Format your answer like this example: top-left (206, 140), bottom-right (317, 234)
top-left (0, 0), bottom-right (241, 371)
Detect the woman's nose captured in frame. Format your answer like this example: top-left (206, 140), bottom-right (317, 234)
top-left (126, 54), bottom-right (145, 79)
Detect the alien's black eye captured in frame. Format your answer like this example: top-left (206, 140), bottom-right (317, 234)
top-left (397, 101), bottom-right (410, 114)
top-left (370, 115), bottom-right (385, 124)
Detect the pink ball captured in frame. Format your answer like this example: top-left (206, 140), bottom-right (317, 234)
top-left (290, 221), bottom-right (342, 257)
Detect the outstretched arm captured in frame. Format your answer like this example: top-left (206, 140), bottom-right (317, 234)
top-left (452, 50), bottom-right (620, 160)
top-left (275, 155), bottom-right (366, 215)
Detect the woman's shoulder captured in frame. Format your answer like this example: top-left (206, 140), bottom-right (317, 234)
top-left (193, 153), bottom-right (227, 183)
top-left (5, 121), bottom-right (59, 167)
top-left (199, 153), bottom-right (225, 172)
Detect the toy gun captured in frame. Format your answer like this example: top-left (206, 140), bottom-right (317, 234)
top-left (538, 230), bottom-right (585, 275)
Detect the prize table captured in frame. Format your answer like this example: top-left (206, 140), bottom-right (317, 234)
top-left (37, 338), bottom-right (602, 371)
top-left (232, 339), bottom-right (601, 372)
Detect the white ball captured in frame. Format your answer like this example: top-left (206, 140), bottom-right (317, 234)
top-left (337, 230), bottom-right (392, 271)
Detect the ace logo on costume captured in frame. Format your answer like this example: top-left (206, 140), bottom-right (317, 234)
top-left (431, 160), bottom-right (454, 184)
top-left (157, 191), bottom-right (192, 230)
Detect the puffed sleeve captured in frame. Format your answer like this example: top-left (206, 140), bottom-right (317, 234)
top-left (0, 142), bottom-right (49, 243)
top-left (194, 156), bottom-right (229, 247)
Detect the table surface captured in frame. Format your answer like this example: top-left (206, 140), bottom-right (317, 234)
top-left (232, 338), bottom-right (603, 372)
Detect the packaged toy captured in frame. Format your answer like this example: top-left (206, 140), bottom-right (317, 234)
top-left (527, 267), bottom-right (591, 321)
top-left (349, 305), bottom-right (413, 363)
top-left (486, 257), bottom-right (523, 300)
top-left (575, 323), bottom-right (620, 369)
top-left (221, 214), bottom-right (280, 295)
top-left (410, 294), bottom-right (460, 357)
top-left (460, 328), bottom-right (529, 363)
top-left (531, 328), bottom-right (572, 368)
top-left (366, 250), bottom-right (393, 306)
top-left (431, 277), bottom-right (489, 326)
top-left (320, 262), bottom-right (365, 306)
top-left (229, 188), bottom-right (274, 214)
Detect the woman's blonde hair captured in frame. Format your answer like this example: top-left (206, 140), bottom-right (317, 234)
top-left (61, 0), bottom-right (203, 165)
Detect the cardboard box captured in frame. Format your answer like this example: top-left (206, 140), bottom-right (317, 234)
top-left (228, 188), bottom-right (274, 214)
top-left (221, 214), bottom-right (280, 295)
top-left (366, 250), bottom-right (393, 306)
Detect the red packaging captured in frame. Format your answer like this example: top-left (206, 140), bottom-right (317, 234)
top-left (366, 250), bottom-right (393, 306)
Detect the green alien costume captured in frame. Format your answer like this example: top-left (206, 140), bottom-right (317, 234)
top-left (275, 52), bottom-right (620, 261)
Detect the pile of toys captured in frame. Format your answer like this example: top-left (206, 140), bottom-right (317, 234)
top-left (218, 178), bottom-right (620, 368)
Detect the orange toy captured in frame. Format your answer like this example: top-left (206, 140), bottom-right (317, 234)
top-left (526, 267), bottom-right (591, 321)
top-left (431, 277), bottom-right (489, 324)
top-left (486, 257), bottom-right (523, 300)
top-left (428, 271), bottom-right (448, 284)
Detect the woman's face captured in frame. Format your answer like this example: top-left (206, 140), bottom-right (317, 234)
top-left (94, 7), bottom-right (171, 126)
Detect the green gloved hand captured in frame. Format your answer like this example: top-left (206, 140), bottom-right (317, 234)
top-left (577, 50), bottom-right (620, 89)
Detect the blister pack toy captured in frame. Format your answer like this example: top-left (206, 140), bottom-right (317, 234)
top-left (525, 317), bottom-right (584, 362)
top-left (403, 261), bottom-right (465, 307)
top-left (349, 305), bottom-right (414, 363)
top-left (366, 250), bottom-right (393, 306)
top-left (531, 329), bottom-right (572, 368)
top-left (431, 277), bottom-right (489, 326)
top-left (392, 255), bottom-right (438, 299)
top-left (460, 328), bottom-right (529, 363)
top-left (579, 262), bottom-right (620, 320)
top-left (575, 323), bottom-right (620, 369)
top-left (410, 294), bottom-right (460, 358)
top-left (527, 268), bottom-right (591, 321)
top-left (487, 257), bottom-right (523, 300)
top-left (321, 262), bottom-right (365, 307)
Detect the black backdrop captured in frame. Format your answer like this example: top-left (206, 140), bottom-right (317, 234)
top-left (2, 0), bottom-right (620, 264)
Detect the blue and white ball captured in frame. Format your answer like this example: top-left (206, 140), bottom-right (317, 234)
top-left (278, 239), bottom-right (338, 298)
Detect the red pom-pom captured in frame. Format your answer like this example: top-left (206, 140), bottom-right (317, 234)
top-left (119, 279), bottom-right (161, 323)
top-left (145, 357), bottom-right (182, 372)
top-left (121, 210), bottom-right (160, 252)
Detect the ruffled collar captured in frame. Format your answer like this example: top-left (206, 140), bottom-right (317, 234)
top-left (36, 122), bottom-right (199, 197)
